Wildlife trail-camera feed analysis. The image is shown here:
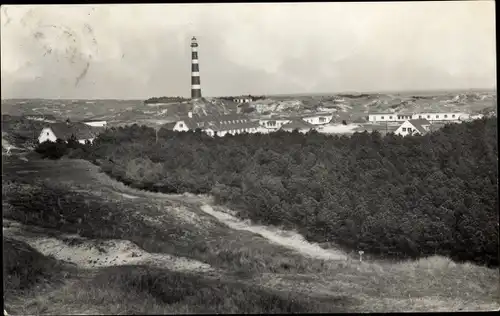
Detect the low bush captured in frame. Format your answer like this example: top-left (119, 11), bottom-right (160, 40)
top-left (3, 238), bottom-right (66, 294)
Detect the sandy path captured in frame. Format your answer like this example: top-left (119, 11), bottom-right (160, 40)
top-left (199, 204), bottom-right (347, 261)
top-left (3, 220), bottom-right (214, 273)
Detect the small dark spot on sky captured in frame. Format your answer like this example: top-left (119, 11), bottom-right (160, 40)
top-left (34, 32), bottom-right (44, 39)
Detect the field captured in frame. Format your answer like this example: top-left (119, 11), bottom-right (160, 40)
top-left (2, 154), bottom-right (499, 314)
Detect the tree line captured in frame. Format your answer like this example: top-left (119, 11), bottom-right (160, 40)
top-left (35, 118), bottom-right (499, 267)
top-left (144, 96), bottom-right (190, 104)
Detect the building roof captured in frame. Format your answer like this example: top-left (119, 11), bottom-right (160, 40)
top-left (46, 122), bottom-right (100, 140)
top-left (178, 113), bottom-right (259, 132)
top-left (261, 112), bottom-right (333, 122)
top-left (281, 119), bottom-right (315, 130)
top-left (162, 122), bottom-right (177, 130)
top-left (406, 119), bottom-right (431, 134)
top-left (299, 112), bottom-right (335, 118)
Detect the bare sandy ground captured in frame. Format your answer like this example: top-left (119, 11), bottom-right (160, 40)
top-left (199, 204), bottom-right (347, 261)
top-left (3, 219), bottom-right (213, 273)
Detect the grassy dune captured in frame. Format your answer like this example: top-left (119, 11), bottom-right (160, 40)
top-left (5, 239), bottom-right (341, 315)
top-left (2, 158), bottom-right (342, 277)
top-left (3, 157), bottom-right (499, 313)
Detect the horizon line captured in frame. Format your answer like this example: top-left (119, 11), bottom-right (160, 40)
top-left (1, 87), bottom-right (496, 101)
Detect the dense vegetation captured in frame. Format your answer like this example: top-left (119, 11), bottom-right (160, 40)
top-left (3, 237), bottom-right (68, 295)
top-left (36, 118), bottom-right (499, 267)
top-left (144, 96), bottom-right (189, 104)
top-left (2, 115), bottom-right (47, 148)
top-left (217, 95), bottom-right (266, 101)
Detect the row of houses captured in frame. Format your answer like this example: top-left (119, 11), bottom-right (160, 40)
top-left (367, 111), bottom-right (482, 123)
top-left (258, 112), bottom-right (334, 129)
top-left (165, 111), bottom-right (334, 136)
top-left (36, 110), bottom-right (483, 144)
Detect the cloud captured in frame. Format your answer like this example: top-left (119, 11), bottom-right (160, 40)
top-left (1, 2), bottom-right (496, 99)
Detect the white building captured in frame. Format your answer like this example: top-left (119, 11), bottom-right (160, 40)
top-left (38, 122), bottom-right (100, 144)
top-left (368, 113), bottom-right (413, 122)
top-left (414, 112), bottom-right (469, 122)
top-left (170, 112), bottom-right (260, 137)
top-left (394, 119), bottom-right (431, 137)
top-left (233, 97), bottom-right (253, 104)
top-left (258, 118), bottom-right (292, 130)
top-left (300, 113), bottom-right (334, 125)
top-left (368, 112), bottom-right (470, 123)
top-left (258, 112), bottom-right (333, 130)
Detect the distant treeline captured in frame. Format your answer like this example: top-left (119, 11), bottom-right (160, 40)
top-left (218, 95), bottom-right (266, 101)
top-left (144, 96), bottom-right (190, 104)
top-left (36, 118), bottom-right (499, 267)
top-left (335, 93), bottom-right (373, 99)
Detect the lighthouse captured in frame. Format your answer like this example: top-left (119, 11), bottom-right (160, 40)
top-left (191, 36), bottom-right (202, 99)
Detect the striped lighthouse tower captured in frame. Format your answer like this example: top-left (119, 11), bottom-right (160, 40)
top-left (191, 36), bottom-right (202, 99)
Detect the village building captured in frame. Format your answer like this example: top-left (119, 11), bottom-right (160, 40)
top-left (414, 112), bottom-right (470, 122)
top-left (233, 97), bottom-right (253, 104)
top-left (394, 119), bottom-right (431, 137)
top-left (38, 122), bottom-right (101, 144)
top-left (368, 112), bottom-right (414, 122)
top-left (169, 112), bottom-right (260, 137)
top-left (280, 120), bottom-right (316, 133)
top-left (368, 111), bottom-right (470, 123)
top-left (258, 118), bottom-right (292, 130)
top-left (300, 112), bottom-right (334, 125)
top-left (258, 112), bottom-right (333, 131)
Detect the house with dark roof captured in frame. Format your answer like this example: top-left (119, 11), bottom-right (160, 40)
top-left (280, 120), bottom-right (316, 133)
top-left (38, 122), bottom-right (102, 144)
top-left (170, 112), bottom-right (260, 137)
top-left (394, 119), bottom-right (431, 137)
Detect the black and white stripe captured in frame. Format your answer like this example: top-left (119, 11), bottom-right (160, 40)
top-left (191, 36), bottom-right (201, 99)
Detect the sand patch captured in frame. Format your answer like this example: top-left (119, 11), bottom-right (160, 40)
top-left (119, 193), bottom-right (138, 199)
top-left (170, 205), bottom-right (211, 228)
top-left (3, 220), bottom-right (213, 273)
top-left (199, 204), bottom-right (347, 261)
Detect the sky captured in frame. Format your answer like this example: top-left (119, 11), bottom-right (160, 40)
top-left (0, 2), bottom-right (496, 99)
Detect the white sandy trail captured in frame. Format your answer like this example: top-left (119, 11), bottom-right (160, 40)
top-left (199, 204), bottom-right (347, 261)
top-left (3, 220), bottom-right (213, 273)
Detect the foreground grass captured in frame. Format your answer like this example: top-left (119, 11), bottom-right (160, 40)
top-left (4, 239), bottom-right (345, 314)
top-left (257, 255), bottom-right (500, 312)
top-left (3, 157), bottom-right (499, 313)
top-left (3, 237), bottom-right (71, 298)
